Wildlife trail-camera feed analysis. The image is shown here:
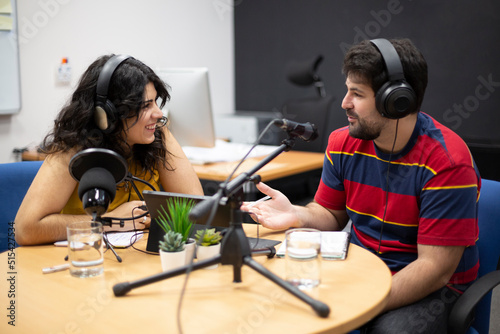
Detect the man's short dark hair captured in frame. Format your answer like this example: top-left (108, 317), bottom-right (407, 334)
top-left (342, 38), bottom-right (428, 114)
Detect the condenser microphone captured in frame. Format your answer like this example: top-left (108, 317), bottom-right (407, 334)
top-left (69, 148), bottom-right (128, 219)
top-left (273, 119), bottom-right (319, 142)
top-left (77, 168), bottom-right (116, 218)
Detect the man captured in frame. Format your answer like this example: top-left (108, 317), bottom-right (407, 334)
top-left (241, 38), bottom-right (480, 333)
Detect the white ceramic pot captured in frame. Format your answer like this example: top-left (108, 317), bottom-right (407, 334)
top-left (196, 243), bottom-right (221, 269)
top-left (184, 238), bottom-right (196, 264)
top-left (159, 249), bottom-right (186, 272)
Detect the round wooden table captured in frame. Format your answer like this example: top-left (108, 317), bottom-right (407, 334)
top-left (0, 224), bottom-right (391, 333)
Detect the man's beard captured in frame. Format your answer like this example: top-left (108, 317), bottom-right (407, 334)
top-left (348, 114), bottom-right (383, 141)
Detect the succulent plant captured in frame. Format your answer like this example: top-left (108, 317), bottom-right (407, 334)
top-left (159, 230), bottom-right (185, 252)
top-left (194, 228), bottom-right (223, 247)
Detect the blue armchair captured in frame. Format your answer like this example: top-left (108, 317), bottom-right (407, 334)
top-left (0, 161), bottom-right (43, 252)
top-left (449, 178), bottom-right (500, 334)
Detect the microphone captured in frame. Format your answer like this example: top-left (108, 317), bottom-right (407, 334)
top-left (273, 119), bottom-right (319, 142)
top-left (78, 167), bottom-right (116, 218)
top-left (69, 148), bottom-right (128, 219)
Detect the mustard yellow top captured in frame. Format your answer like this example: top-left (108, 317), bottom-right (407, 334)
top-left (61, 164), bottom-right (160, 215)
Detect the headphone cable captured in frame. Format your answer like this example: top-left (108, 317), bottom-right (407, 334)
top-left (377, 119), bottom-right (399, 254)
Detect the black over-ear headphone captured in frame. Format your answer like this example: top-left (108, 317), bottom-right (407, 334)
top-left (94, 54), bottom-right (132, 132)
top-left (370, 39), bottom-right (417, 119)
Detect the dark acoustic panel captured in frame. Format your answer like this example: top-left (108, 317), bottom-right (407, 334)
top-left (234, 0), bottom-right (500, 148)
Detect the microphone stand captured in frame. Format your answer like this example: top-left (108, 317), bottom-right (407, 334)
top-left (96, 216), bottom-right (123, 263)
top-left (97, 174), bottom-right (154, 262)
top-left (65, 215), bottom-right (123, 263)
top-left (112, 136), bottom-right (331, 318)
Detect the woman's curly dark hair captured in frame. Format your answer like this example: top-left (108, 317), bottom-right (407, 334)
top-left (42, 55), bottom-right (173, 178)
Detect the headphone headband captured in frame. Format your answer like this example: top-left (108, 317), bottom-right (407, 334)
top-left (94, 55), bottom-right (132, 132)
top-left (96, 54), bottom-right (131, 103)
top-left (370, 39), bottom-right (405, 82)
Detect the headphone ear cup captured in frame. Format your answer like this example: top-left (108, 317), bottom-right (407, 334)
top-left (376, 81), bottom-right (417, 119)
top-left (94, 100), bottom-right (117, 133)
top-left (94, 55), bottom-right (132, 134)
top-left (94, 104), bottom-right (108, 131)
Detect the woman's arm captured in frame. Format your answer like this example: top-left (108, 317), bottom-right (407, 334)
top-left (15, 151), bottom-right (149, 245)
top-left (15, 152), bottom-right (84, 245)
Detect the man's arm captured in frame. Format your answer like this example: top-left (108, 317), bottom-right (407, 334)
top-left (383, 243), bottom-right (465, 312)
top-left (241, 182), bottom-right (349, 231)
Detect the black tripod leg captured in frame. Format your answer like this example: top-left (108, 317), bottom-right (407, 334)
top-left (113, 255), bottom-right (222, 296)
top-left (242, 256), bottom-right (330, 318)
top-left (251, 247), bottom-right (276, 258)
top-left (104, 235), bottom-right (122, 263)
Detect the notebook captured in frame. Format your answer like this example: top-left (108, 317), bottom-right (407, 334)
top-left (143, 190), bottom-right (281, 253)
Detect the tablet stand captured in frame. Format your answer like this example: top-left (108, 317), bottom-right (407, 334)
top-left (112, 138), bottom-right (331, 318)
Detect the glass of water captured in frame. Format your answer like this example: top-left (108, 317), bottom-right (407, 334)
top-left (67, 221), bottom-right (104, 278)
top-left (285, 228), bottom-right (321, 289)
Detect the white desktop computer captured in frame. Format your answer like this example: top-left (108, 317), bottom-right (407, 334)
top-left (156, 67), bottom-right (216, 148)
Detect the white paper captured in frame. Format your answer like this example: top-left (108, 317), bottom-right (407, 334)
top-left (182, 139), bottom-right (279, 165)
top-left (277, 231), bottom-right (350, 260)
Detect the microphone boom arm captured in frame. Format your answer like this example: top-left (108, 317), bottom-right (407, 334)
top-left (223, 139), bottom-right (295, 197)
top-left (113, 134), bottom-right (331, 318)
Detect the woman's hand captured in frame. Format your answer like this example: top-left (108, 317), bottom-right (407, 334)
top-left (103, 200), bottom-right (150, 231)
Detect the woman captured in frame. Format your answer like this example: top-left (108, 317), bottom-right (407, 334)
top-left (15, 55), bottom-right (203, 245)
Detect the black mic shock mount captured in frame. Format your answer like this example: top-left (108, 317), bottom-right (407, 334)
top-left (273, 118), bottom-right (319, 142)
top-left (112, 132), bottom-right (331, 318)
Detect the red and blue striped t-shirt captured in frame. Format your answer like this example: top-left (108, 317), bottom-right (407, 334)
top-left (315, 112), bottom-right (480, 287)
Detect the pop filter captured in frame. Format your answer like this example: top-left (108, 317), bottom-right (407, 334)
top-left (69, 148), bottom-right (128, 218)
top-left (69, 148), bottom-right (128, 184)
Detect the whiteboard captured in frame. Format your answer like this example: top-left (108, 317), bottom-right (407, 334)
top-left (0, 0), bottom-right (20, 115)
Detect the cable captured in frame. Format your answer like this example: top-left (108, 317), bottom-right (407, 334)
top-left (103, 205), bottom-right (152, 251)
top-left (125, 173), bottom-right (158, 202)
top-left (225, 120), bottom-right (276, 182)
top-left (377, 120), bottom-right (399, 254)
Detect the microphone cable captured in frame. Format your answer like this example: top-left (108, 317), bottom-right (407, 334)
top-left (98, 172), bottom-right (156, 227)
top-left (125, 172), bottom-right (157, 202)
top-left (225, 119), bottom-right (277, 182)
top-left (174, 119), bottom-right (277, 334)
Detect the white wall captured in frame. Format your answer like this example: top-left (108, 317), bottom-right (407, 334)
top-left (0, 0), bottom-right (234, 163)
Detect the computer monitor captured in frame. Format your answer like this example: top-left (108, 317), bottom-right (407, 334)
top-left (156, 68), bottom-right (216, 148)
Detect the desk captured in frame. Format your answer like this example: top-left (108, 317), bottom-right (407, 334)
top-left (22, 149), bottom-right (324, 183)
top-left (193, 151), bottom-right (324, 202)
top-left (21, 149), bottom-right (46, 161)
top-left (0, 225), bottom-right (391, 333)
top-left (192, 150), bottom-right (324, 182)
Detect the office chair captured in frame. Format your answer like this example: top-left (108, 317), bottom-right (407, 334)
top-left (0, 161), bottom-right (43, 252)
top-left (449, 178), bottom-right (500, 334)
top-left (281, 55), bottom-right (336, 153)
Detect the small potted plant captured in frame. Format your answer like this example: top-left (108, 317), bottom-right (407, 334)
top-left (157, 197), bottom-right (196, 264)
top-left (158, 230), bottom-right (186, 271)
top-left (194, 228), bottom-right (223, 269)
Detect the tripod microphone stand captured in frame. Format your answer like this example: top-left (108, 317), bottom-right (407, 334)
top-left (95, 216), bottom-right (123, 263)
top-left (112, 137), bottom-right (330, 318)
